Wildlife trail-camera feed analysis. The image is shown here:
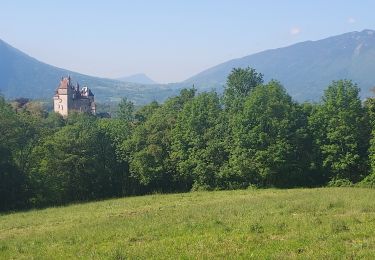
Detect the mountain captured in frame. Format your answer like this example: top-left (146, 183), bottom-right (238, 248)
top-left (3, 30), bottom-right (375, 104)
top-left (117, 73), bottom-right (158, 85)
top-left (0, 39), bottom-right (177, 104)
top-left (184, 29), bottom-right (375, 100)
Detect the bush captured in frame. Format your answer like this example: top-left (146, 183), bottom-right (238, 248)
top-left (357, 174), bottom-right (375, 188)
top-left (191, 182), bottom-right (213, 192)
top-left (327, 178), bottom-right (353, 187)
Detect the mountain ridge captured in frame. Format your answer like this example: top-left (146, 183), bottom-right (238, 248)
top-left (2, 30), bottom-right (375, 103)
top-left (0, 40), bottom-right (177, 104)
top-left (183, 29), bottom-right (375, 100)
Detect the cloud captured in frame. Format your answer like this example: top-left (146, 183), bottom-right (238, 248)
top-left (290, 27), bottom-right (301, 36)
top-left (348, 17), bottom-right (356, 24)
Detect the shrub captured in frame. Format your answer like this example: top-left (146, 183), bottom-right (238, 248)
top-left (357, 174), bottom-right (375, 188)
top-left (327, 178), bottom-right (353, 187)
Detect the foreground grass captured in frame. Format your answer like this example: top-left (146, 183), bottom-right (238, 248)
top-left (1, 188), bottom-right (375, 259)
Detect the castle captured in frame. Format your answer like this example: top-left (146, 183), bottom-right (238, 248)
top-left (53, 76), bottom-right (96, 116)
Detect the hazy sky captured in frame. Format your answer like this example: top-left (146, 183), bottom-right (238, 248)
top-left (0, 0), bottom-right (374, 83)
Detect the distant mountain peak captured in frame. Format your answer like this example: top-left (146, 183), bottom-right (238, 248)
top-left (362, 29), bottom-right (375, 34)
top-left (116, 73), bottom-right (158, 85)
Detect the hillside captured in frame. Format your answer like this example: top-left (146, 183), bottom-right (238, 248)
top-left (184, 29), bottom-right (375, 100)
top-left (0, 39), bottom-right (177, 104)
top-left (1, 188), bottom-right (375, 258)
top-left (117, 73), bottom-right (158, 84)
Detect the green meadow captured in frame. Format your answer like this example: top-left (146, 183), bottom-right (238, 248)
top-left (1, 188), bottom-right (375, 259)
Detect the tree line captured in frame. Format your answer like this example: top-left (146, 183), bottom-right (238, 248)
top-left (1, 67), bottom-right (375, 211)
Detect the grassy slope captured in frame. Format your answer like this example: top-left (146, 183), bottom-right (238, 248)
top-left (1, 188), bottom-right (375, 259)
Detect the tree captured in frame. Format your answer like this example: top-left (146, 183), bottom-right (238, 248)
top-left (29, 115), bottom-right (128, 206)
top-left (124, 89), bottom-right (196, 192)
top-left (227, 81), bottom-right (309, 187)
top-left (308, 80), bottom-right (369, 183)
top-left (363, 97), bottom-right (375, 181)
top-left (223, 67), bottom-right (263, 111)
top-left (97, 118), bottom-right (134, 195)
top-left (0, 96), bottom-right (27, 210)
top-left (117, 97), bottom-right (135, 122)
top-left (171, 91), bottom-right (227, 190)
top-left (134, 101), bottom-right (160, 123)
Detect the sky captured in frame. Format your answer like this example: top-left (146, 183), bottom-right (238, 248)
top-left (0, 0), bottom-right (374, 83)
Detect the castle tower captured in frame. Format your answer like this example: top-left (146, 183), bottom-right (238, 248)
top-left (53, 76), bottom-right (96, 116)
top-left (53, 77), bottom-right (73, 117)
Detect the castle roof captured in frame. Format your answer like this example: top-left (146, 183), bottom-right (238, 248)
top-left (56, 76), bottom-right (95, 98)
top-left (58, 77), bottom-right (71, 89)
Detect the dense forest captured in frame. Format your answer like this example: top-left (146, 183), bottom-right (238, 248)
top-left (1, 67), bottom-right (375, 212)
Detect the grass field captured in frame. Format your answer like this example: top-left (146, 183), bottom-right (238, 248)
top-left (1, 188), bottom-right (375, 259)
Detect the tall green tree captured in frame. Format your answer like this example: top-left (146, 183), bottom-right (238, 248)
top-left (308, 80), bottom-right (369, 183)
top-left (171, 91), bottom-right (227, 190)
top-left (0, 96), bottom-right (27, 210)
top-left (221, 67), bottom-right (265, 187)
top-left (223, 67), bottom-right (263, 111)
top-left (97, 118), bottom-right (134, 195)
top-left (227, 81), bottom-right (309, 187)
top-left (124, 89), bottom-right (196, 192)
